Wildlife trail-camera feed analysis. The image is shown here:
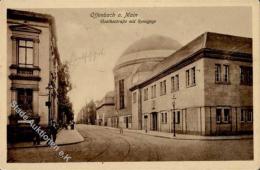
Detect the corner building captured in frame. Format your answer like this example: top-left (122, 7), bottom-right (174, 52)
top-left (130, 32), bottom-right (252, 135)
top-left (7, 9), bottom-right (61, 141)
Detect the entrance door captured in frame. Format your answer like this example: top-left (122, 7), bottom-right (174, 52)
top-left (151, 112), bottom-right (158, 131)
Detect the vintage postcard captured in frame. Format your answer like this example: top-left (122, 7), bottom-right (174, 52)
top-left (0, 0), bottom-right (259, 170)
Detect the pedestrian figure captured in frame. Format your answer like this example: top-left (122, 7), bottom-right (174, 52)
top-left (71, 120), bottom-right (75, 130)
top-left (64, 123), bottom-right (68, 130)
top-left (119, 125), bottom-right (123, 134)
top-left (33, 117), bottom-right (41, 145)
top-left (50, 121), bottom-right (58, 142)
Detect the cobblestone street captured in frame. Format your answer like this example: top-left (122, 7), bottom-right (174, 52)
top-left (8, 124), bottom-right (253, 162)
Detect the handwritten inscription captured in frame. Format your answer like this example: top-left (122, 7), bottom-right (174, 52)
top-left (67, 48), bottom-right (104, 67)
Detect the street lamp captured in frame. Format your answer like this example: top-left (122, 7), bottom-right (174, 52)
top-left (46, 83), bottom-right (53, 126)
top-left (172, 94), bottom-right (176, 137)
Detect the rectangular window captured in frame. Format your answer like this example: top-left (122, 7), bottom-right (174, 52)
top-left (216, 108), bottom-right (231, 123)
top-left (186, 67), bottom-right (196, 87)
top-left (161, 112), bottom-right (167, 124)
top-left (17, 89), bottom-right (33, 114)
top-left (165, 112), bottom-right (167, 124)
top-left (223, 65), bottom-right (229, 83)
top-left (154, 85), bottom-right (156, 98)
top-left (17, 40), bottom-right (34, 67)
top-left (215, 64), bottom-right (222, 82)
top-left (160, 80), bottom-right (166, 95)
top-left (163, 80), bottom-right (166, 95)
top-left (161, 113), bottom-right (164, 123)
top-left (172, 75), bottom-right (179, 92)
top-left (151, 85), bottom-right (156, 98)
top-left (241, 109), bottom-right (253, 122)
top-left (171, 76), bottom-right (174, 93)
top-left (223, 109), bottom-right (230, 123)
top-left (128, 116), bottom-right (132, 123)
top-left (191, 67), bottom-right (196, 85)
top-left (246, 110), bottom-right (253, 122)
top-left (151, 86), bottom-right (152, 98)
top-left (240, 66), bottom-right (252, 85)
top-left (174, 111), bottom-right (180, 124)
top-left (176, 111), bottom-right (180, 124)
top-left (133, 92), bottom-right (137, 103)
top-left (175, 75), bottom-right (179, 91)
top-left (216, 109), bottom-right (222, 123)
top-left (186, 70), bottom-right (190, 87)
top-left (144, 88), bottom-right (148, 101)
top-left (241, 110), bottom-right (245, 122)
top-left (119, 79), bottom-right (125, 109)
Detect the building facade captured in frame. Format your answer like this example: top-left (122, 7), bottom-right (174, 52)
top-left (130, 32), bottom-right (252, 135)
top-left (113, 35), bottom-right (182, 129)
top-left (7, 9), bottom-right (61, 142)
top-left (96, 91), bottom-right (115, 127)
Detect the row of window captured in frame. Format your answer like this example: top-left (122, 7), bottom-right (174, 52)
top-left (148, 109), bottom-right (252, 125)
top-left (161, 111), bottom-right (181, 124)
top-left (215, 64), bottom-right (252, 85)
top-left (137, 64), bottom-right (252, 102)
top-left (143, 67), bottom-right (196, 101)
top-left (216, 108), bottom-right (253, 123)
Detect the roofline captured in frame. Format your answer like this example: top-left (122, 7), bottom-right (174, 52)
top-left (129, 32), bottom-right (252, 91)
top-left (7, 9), bottom-right (53, 23)
top-left (130, 47), bottom-right (252, 91)
top-left (113, 56), bottom-right (165, 72)
top-left (96, 103), bottom-right (115, 110)
top-left (205, 31), bottom-right (252, 40)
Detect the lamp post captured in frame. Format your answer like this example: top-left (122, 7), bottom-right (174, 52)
top-left (172, 94), bottom-right (176, 137)
top-left (46, 83), bottom-right (53, 126)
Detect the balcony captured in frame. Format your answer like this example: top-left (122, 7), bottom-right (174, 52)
top-left (9, 64), bottom-right (41, 81)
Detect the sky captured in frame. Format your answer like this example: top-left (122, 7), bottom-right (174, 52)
top-left (28, 7), bottom-right (252, 119)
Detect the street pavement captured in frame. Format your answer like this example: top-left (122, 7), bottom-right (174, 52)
top-left (7, 124), bottom-right (253, 162)
top-left (8, 129), bottom-right (84, 149)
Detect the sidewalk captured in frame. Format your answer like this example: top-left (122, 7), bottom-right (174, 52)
top-left (104, 126), bottom-right (253, 140)
top-left (8, 129), bottom-right (84, 149)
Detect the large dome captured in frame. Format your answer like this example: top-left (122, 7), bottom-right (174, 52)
top-left (114, 35), bottom-right (182, 69)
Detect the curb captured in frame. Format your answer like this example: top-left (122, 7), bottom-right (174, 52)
top-left (8, 130), bottom-right (85, 149)
top-left (103, 126), bottom-right (253, 141)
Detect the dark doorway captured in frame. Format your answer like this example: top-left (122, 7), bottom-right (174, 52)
top-left (151, 112), bottom-right (158, 131)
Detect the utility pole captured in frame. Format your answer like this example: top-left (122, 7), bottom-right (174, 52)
top-left (46, 83), bottom-right (53, 126)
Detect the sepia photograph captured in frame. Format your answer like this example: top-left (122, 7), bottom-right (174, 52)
top-left (1, 0), bottom-right (259, 169)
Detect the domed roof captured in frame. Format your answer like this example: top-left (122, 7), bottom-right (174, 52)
top-left (105, 91), bottom-right (114, 98)
top-left (115, 35), bottom-right (182, 69)
top-left (122, 35), bottom-right (182, 56)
